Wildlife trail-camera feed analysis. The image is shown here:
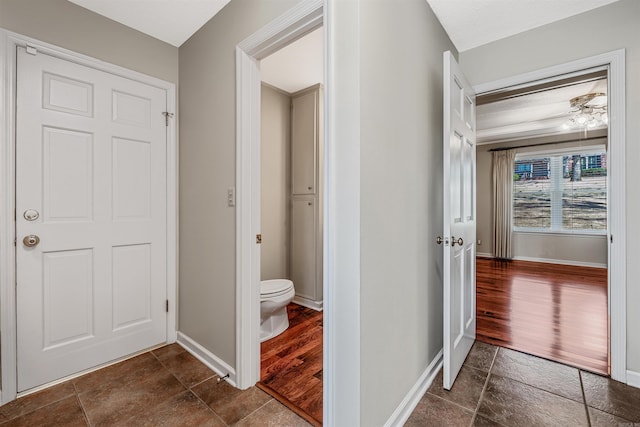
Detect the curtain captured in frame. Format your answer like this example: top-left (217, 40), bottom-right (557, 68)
top-left (492, 150), bottom-right (516, 259)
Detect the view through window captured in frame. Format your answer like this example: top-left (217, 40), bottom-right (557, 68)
top-left (513, 150), bottom-right (607, 233)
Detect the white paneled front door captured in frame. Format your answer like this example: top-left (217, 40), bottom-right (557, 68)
top-left (16, 47), bottom-right (167, 391)
top-left (442, 51), bottom-right (477, 390)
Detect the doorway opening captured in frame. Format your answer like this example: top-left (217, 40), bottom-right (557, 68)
top-left (474, 68), bottom-right (611, 375)
top-left (257, 26), bottom-right (324, 426)
top-left (234, 1), bottom-right (326, 425)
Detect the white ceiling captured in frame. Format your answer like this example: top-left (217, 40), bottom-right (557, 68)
top-left (425, 0), bottom-right (620, 52)
top-left (67, 0), bottom-right (614, 143)
top-left (260, 27), bottom-right (324, 94)
top-left (68, 0), bottom-right (620, 52)
top-left (477, 79), bottom-right (608, 144)
top-left (68, 0), bottom-right (231, 47)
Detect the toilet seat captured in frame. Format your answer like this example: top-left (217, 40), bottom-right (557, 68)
top-left (261, 279), bottom-right (294, 298)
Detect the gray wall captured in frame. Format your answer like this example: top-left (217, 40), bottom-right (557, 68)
top-left (461, 0), bottom-right (640, 373)
top-left (0, 0), bottom-right (178, 83)
top-left (260, 84), bottom-right (291, 280)
top-left (178, 0), bottom-right (300, 368)
top-left (358, 1), bottom-right (455, 424)
top-left (477, 135), bottom-right (608, 267)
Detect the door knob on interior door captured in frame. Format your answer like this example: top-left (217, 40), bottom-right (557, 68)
top-left (451, 237), bottom-right (464, 247)
top-left (23, 235), bottom-right (40, 247)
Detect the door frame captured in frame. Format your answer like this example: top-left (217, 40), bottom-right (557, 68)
top-left (234, 0), bottom-right (323, 387)
top-left (472, 49), bottom-right (626, 383)
top-left (0, 29), bottom-right (178, 403)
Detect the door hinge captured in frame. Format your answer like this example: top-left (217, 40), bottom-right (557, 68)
top-left (256, 234), bottom-right (262, 244)
top-left (162, 111), bottom-right (174, 126)
top-left (25, 45), bottom-right (37, 56)
top-left (166, 299), bottom-right (169, 312)
top-left (610, 234), bottom-right (613, 243)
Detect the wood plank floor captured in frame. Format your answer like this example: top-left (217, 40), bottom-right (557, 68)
top-left (476, 257), bottom-right (609, 375)
top-left (258, 303), bottom-right (323, 426)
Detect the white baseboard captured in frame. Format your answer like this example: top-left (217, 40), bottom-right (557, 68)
top-left (293, 296), bottom-right (323, 311)
top-left (384, 350), bottom-right (443, 427)
top-left (513, 256), bottom-right (606, 269)
top-left (627, 370), bottom-right (640, 388)
top-left (177, 332), bottom-right (237, 387)
top-left (477, 253), bottom-right (606, 268)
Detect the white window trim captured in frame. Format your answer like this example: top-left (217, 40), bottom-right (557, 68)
top-left (513, 149), bottom-right (608, 235)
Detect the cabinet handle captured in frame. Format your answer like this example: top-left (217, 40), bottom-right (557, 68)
top-left (307, 186), bottom-right (312, 190)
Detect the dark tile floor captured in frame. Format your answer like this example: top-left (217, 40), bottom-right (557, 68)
top-left (407, 341), bottom-right (640, 427)
top-left (5, 341), bottom-right (640, 426)
top-left (0, 344), bottom-right (311, 426)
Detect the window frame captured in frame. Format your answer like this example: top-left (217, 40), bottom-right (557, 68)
top-left (512, 145), bottom-right (607, 236)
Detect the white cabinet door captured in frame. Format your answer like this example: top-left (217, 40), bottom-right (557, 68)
top-left (442, 51), bottom-right (477, 390)
top-left (291, 197), bottom-right (317, 300)
top-left (16, 48), bottom-right (167, 391)
top-left (291, 89), bottom-right (318, 195)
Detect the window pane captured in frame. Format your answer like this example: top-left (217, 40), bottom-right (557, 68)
top-left (513, 152), bottom-right (607, 233)
top-left (513, 158), bottom-right (551, 229)
top-left (562, 153), bottom-right (607, 230)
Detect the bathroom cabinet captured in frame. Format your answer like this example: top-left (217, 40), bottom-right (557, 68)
top-left (291, 87), bottom-right (318, 195)
top-left (290, 84), bottom-right (323, 310)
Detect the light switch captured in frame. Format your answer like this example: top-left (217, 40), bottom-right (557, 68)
top-left (227, 188), bottom-right (235, 207)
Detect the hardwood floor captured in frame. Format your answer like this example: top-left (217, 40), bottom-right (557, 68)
top-left (258, 303), bottom-right (323, 426)
top-left (476, 257), bottom-right (609, 375)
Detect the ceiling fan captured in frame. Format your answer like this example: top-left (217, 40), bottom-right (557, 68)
top-left (566, 92), bottom-right (608, 129)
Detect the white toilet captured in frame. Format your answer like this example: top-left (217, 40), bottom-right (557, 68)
top-left (260, 279), bottom-right (295, 342)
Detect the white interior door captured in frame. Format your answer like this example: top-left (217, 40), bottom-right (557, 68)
top-left (16, 47), bottom-right (168, 391)
top-left (442, 51), bottom-right (476, 390)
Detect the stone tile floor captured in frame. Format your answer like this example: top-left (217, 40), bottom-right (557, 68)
top-left (4, 341), bottom-right (640, 426)
top-left (407, 341), bottom-right (640, 427)
top-left (0, 343), bottom-right (310, 426)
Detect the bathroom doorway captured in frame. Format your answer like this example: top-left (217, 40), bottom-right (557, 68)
top-left (256, 26), bottom-right (325, 426)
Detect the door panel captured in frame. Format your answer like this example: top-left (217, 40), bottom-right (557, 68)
top-left (16, 48), bottom-right (167, 391)
top-left (43, 249), bottom-right (94, 349)
top-left (291, 90), bottom-right (318, 195)
top-left (43, 127), bottom-right (94, 221)
top-left (443, 51), bottom-right (477, 390)
top-left (291, 196), bottom-right (317, 300)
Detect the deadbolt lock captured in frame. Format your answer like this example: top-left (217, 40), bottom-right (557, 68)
top-left (23, 209), bottom-right (40, 221)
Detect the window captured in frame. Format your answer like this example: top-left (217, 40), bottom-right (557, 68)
top-left (512, 150), bottom-right (607, 233)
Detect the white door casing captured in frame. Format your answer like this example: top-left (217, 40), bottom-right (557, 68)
top-left (235, 0), bottom-right (323, 391)
top-left (443, 51), bottom-right (477, 390)
top-left (16, 47), bottom-right (168, 391)
top-left (472, 50), bottom-right (626, 383)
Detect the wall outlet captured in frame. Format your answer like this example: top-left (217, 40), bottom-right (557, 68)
top-left (227, 188), bottom-right (236, 207)
top-left (477, 239), bottom-right (482, 245)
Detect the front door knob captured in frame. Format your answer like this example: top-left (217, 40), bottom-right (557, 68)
top-left (23, 235), bottom-right (40, 247)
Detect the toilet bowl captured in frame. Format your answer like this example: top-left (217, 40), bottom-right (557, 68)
top-left (260, 279), bottom-right (295, 342)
